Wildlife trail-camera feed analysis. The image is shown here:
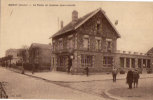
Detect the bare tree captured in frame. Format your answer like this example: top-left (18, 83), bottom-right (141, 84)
top-left (18, 45), bottom-right (29, 74)
top-left (29, 47), bottom-right (39, 74)
top-left (7, 55), bottom-right (13, 67)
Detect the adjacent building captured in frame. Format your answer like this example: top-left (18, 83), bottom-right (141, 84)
top-left (50, 8), bottom-right (153, 74)
top-left (115, 51), bottom-right (153, 72)
top-left (29, 43), bottom-right (52, 70)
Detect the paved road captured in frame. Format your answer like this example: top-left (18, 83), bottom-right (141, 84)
top-left (1, 67), bottom-right (153, 100)
top-left (60, 76), bottom-right (153, 100)
top-left (0, 67), bottom-right (105, 100)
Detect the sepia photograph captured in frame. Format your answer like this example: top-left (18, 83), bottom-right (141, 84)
top-left (0, 0), bottom-right (153, 100)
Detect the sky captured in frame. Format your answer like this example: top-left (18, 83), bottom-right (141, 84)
top-left (0, 0), bottom-right (153, 57)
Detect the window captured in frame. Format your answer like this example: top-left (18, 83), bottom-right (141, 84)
top-left (58, 56), bottom-right (67, 66)
top-left (81, 55), bottom-right (93, 67)
top-left (67, 38), bottom-right (73, 49)
top-left (83, 38), bottom-right (89, 49)
top-left (67, 35), bottom-right (73, 49)
top-left (52, 43), bottom-right (55, 51)
top-left (95, 37), bottom-right (101, 51)
top-left (108, 41), bottom-right (111, 48)
top-left (52, 57), bottom-right (54, 66)
top-left (147, 59), bottom-right (151, 68)
top-left (120, 57), bottom-right (124, 67)
top-left (106, 39), bottom-right (112, 52)
top-left (59, 41), bottom-right (63, 50)
top-left (131, 59), bottom-right (135, 68)
top-left (96, 20), bottom-right (101, 34)
top-left (126, 58), bottom-right (130, 68)
top-left (138, 59), bottom-right (142, 68)
top-left (103, 56), bottom-right (113, 67)
top-left (69, 39), bottom-right (73, 49)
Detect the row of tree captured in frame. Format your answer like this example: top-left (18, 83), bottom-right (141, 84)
top-left (0, 55), bottom-right (13, 67)
top-left (0, 45), bottom-right (29, 67)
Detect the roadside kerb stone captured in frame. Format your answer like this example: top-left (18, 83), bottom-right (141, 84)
top-left (105, 89), bottom-right (122, 100)
top-left (6, 67), bottom-right (153, 83)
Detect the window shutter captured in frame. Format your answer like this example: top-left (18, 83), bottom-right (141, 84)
top-left (104, 41), bottom-right (108, 52)
top-left (110, 42), bottom-right (113, 52)
top-left (99, 40), bottom-right (102, 50)
top-left (88, 38), bottom-right (90, 50)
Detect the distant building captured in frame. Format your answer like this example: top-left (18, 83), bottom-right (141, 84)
top-left (50, 8), bottom-right (153, 73)
top-left (29, 43), bottom-right (52, 70)
top-left (147, 47), bottom-right (153, 55)
top-left (5, 49), bottom-right (21, 65)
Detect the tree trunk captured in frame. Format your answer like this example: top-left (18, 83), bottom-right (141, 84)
top-left (10, 59), bottom-right (11, 67)
top-left (21, 62), bottom-right (24, 74)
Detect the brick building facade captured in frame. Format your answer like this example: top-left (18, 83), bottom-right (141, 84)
top-left (50, 8), bottom-right (153, 74)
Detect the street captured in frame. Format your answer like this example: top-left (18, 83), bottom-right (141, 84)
top-left (0, 67), bottom-right (104, 100)
top-left (0, 66), bottom-right (153, 100)
top-left (59, 75), bottom-right (153, 100)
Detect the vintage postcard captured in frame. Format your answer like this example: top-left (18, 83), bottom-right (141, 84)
top-left (0, 0), bottom-right (153, 100)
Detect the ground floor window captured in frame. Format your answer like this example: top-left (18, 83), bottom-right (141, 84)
top-left (81, 55), bottom-right (93, 67)
top-left (143, 59), bottom-right (146, 68)
top-left (126, 58), bottom-right (130, 68)
top-left (131, 58), bottom-right (135, 68)
top-left (52, 57), bottom-right (54, 66)
top-left (138, 59), bottom-right (142, 68)
top-left (103, 56), bottom-right (113, 67)
top-left (120, 57), bottom-right (124, 67)
top-left (58, 56), bottom-right (67, 67)
top-left (147, 59), bottom-right (151, 68)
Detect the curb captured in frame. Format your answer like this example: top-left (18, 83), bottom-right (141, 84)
top-left (6, 67), bottom-right (153, 83)
top-left (104, 89), bottom-right (122, 100)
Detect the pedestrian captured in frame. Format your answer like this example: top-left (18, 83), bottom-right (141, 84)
top-left (67, 57), bottom-right (72, 73)
top-left (84, 66), bottom-right (89, 76)
top-left (21, 66), bottom-right (25, 74)
top-left (133, 69), bottom-right (140, 88)
top-left (112, 67), bottom-right (118, 82)
top-left (126, 69), bottom-right (133, 89)
top-left (32, 64), bottom-right (35, 74)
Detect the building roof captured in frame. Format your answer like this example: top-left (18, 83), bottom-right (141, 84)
top-left (147, 47), bottom-right (153, 54)
top-left (50, 8), bottom-right (121, 39)
top-left (30, 43), bottom-right (52, 50)
top-left (6, 49), bottom-right (18, 52)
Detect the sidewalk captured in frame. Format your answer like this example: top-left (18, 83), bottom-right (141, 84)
top-left (9, 67), bottom-right (153, 82)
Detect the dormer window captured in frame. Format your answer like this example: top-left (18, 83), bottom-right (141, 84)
top-left (96, 20), bottom-right (101, 34)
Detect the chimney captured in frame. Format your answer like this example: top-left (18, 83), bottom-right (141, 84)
top-left (72, 10), bottom-right (78, 24)
top-left (61, 20), bottom-right (63, 29)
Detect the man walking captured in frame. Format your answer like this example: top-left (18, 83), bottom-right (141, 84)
top-left (84, 66), bottom-right (89, 76)
top-left (133, 69), bottom-right (140, 88)
top-left (67, 57), bottom-right (72, 73)
top-left (112, 67), bottom-right (117, 82)
top-left (126, 69), bottom-right (134, 89)
top-left (32, 63), bottom-right (35, 74)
